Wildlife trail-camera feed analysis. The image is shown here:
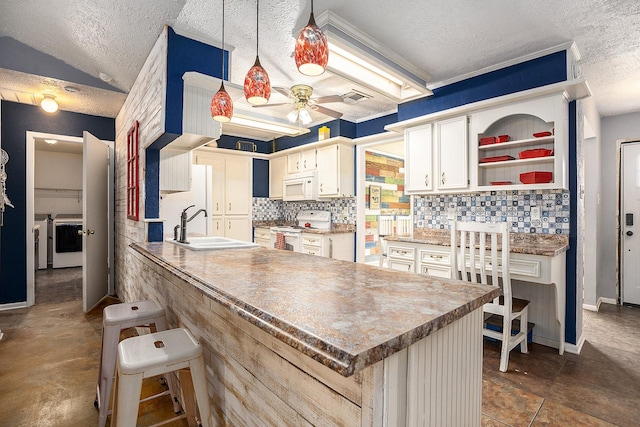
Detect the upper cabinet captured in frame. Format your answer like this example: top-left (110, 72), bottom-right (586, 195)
top-left (287, 148), bottom-right (317, 174)
top-left (269, 155), bottom-right (287, 199)
top-left (317, 143), bottom-right (355, 198)
top-left (469, 93), bottom-right (568, 190)
top-left (404, 117), bottom-right (468, 194)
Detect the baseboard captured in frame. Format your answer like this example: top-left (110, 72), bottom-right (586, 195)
top-left (564, 333), bottom-right (585, 354)
top-left (0, 301), bottom-right (28, 311)
top-left (583, 302), bottom-right (599, 312)
top-left (599, 297), bottom-right (617, 305)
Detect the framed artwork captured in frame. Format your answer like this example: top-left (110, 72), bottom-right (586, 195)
top-left (369, 185), bottom-right (381, 210)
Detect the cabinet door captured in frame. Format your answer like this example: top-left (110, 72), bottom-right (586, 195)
top-left (210, 216), bottom-right (224, 237)
top-left (287, 152), bottom-right (301, 174)
top-left (436, 116), bottom-right (468, 190)
top-left (269, 156), bottom-right (286, 199)
top-left (317, 144), bottom-right (339, 197)
top-left (210, 157), bottom-right (225, 215)
top-left (405, 124), bottom-right (433, 192)
top-left (226, 216), bottom-right (251, 241)
top-left (160, 149), bottom-right (192, 192)
top-left (225, 157), bottom-right (251, 215)
top-left (300, 149), bottom-right (317, 170)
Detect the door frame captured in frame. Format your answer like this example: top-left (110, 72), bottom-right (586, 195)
top-left (355, 132), bottom-right (405, 264)
top-left (25, 131), bottom-right (115, 306)
top-left (618, 139), bottom-right (640, 304)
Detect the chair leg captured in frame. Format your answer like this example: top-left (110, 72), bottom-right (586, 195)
top-left (112, 371), bottom-right (144, 427)
top-left (520, 309), bottom-right (529, 354)
top-left (499, 315), bottom-right (511, 372)
top-left (189, 356), bottom-right (212, 427)
top-left (97, 324), bottom-right (120, 427)
top-left (178, 369), bottom-right (197, 427)
top-left (154, 317), bottom-right (182, 414)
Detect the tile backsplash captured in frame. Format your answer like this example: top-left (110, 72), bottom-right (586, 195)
top-left (414, 189), bottom-right (570, 234)
top-left (252, 197), bottom-right (357, 224)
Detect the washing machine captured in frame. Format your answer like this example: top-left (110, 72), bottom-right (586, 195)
top-left (53, 215), bottom-right (83, 268)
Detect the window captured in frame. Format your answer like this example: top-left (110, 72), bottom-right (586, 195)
top-left (127, 121), bottom-right (139, 221)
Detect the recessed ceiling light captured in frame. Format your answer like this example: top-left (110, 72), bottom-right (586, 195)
top-left (40, 94), bottom-right (59, 113)
top-left (64, 85), bottom-right (80, 93)
top-left (45, 139), bottom-right (57, 144)
top-left (99, 72), bottom-right (113, 82)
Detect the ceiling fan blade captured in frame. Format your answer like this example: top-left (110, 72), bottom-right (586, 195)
top-left (251, 102), bottom-right (292, 108)
top-left (314, 95), bottom-right (344, 104)
top-left (274, 87), bottom-right (292, 98)
top-left (313, 105), bottom-right (343, 119)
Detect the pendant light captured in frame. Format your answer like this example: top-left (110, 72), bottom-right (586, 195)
top-left (294, 0), bottom-right (328, 76)
top-left (244, 0), bottom-right (271, 105)
top-left (211, 0), bottom-right (233, 122)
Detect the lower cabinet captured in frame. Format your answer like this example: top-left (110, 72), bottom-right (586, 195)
top-left (301, 233), bottom-right (354, 262)
top-left (253, 227), bottom-right (271, 248)
top-left (212, 216), bottom-right (251, 241)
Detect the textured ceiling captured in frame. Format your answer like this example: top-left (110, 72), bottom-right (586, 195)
top-left (0, 0), bottom-right (639, 125)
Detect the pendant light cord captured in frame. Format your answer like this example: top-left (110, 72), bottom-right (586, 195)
top-left (221, 0), bottom-right (225, 80)
top-left (256, 0), bottom-right (259, 55)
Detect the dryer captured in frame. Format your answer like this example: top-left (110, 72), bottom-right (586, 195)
top-left (53, 215), bottom-right (83, 268)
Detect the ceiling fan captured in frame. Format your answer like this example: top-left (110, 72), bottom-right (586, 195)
top-left (252, 84), bottom-right (344, 125)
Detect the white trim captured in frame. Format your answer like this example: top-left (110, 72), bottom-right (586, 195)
top-left (564, 333), bottom-right (585, 355)
top-left (0, 301), bottom-right (28, 311)
top-left (26, 131), bottom-right (83, 307)
top-left (600, 297), bottom-right (617, 305)
top-left (583, 302), bottom-right (600, 312)
top-left (429, 42), bottom-right (580, 89)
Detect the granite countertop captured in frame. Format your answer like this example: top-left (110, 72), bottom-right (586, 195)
top-left (384, 228), bottom-right (569, 257)
top-left (253, 220), bottom-right (355, 234)
top-left (131, 242), bottom-right (499, 377)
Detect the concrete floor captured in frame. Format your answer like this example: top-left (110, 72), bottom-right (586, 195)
top-left (1, 267), bottom-right (639, 426)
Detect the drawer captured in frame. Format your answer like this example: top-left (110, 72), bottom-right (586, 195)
top-left (302, 235), bottom-right (322, 247)
top-left (464, 256), bottom-right (541, 280)
top-left (254, 228), bottom-right (270, 239)
top-left (388, 245), bottom-right (415, 261)
top-left (419, 248), bottom-right (450, 266)
top-left (419, 264), bottom-right (451, 279)
top-left (302, 245), bottom-right (322, 256)
top-left (389, 259), bottom-right (415, 272)
top-left (254, 237), bottom-right (270, 248)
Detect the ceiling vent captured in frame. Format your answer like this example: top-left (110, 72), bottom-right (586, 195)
top-left (342, 89), bottom-right (372, 104)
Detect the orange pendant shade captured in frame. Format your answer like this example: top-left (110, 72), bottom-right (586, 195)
top-left (244, 56), bottom-right (271, 105)
top-left (210, 82), bottom-right (233, 122)
top-left (294, 12), bottom-right (328, 76)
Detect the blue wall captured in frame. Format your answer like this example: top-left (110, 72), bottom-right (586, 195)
top-left (0, 101), bottom-right (114, 304)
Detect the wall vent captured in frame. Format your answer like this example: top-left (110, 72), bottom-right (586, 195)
top-left (342, 89), bottom-right (373, 104)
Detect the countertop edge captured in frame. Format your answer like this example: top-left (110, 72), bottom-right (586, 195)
top-left (130, 242), bottom-right (500, 377)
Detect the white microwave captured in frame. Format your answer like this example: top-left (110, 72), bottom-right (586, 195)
top-left (283, 171), bottom-right (318, 201)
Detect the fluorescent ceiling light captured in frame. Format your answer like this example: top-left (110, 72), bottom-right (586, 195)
top-left (313, 11), bottom-right (433, 103)
top-left (230, 113), bottom-right (309, 136)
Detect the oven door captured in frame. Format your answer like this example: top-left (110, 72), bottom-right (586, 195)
top-left (270, 230), bottom-right (302, 252)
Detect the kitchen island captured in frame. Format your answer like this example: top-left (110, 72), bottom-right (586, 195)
top-left (128, 241), bottom-right (499, 426)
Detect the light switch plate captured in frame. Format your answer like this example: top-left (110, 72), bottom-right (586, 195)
top-left (531, 206), bottom-right (541, 220)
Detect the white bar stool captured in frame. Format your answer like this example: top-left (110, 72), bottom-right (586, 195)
top-left (112, 328), bottom-right (211, 427)
top-left (96, 300), bottom-right (180, 427)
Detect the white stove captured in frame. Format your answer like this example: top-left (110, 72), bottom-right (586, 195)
top-left (270, 210), bottom-right (331, 252)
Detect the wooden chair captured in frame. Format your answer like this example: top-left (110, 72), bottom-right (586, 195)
top-left (378, 216), bottom-right (394, 267)
top-left (450, 221), bottom-right (530, 372)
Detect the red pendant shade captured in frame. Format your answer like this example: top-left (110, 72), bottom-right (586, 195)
top-left (210, 82), bottom-right (233, 122)
top-left (244, 0), bottom-right (271, 105)
top-left (295, 11), bottom-right (328, 76)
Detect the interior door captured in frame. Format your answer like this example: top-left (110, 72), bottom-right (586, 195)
top-left (82, 131), bottom-right (109, 312)
top-left (621, 142), bottom-right (640, 305)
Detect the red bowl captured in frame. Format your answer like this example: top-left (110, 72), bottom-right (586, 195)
top-left (496, 135), bottom-right (510, 143)
top-left (520, 171), bottom-right (553, 184)
top-left (519, 149), bottom-right (553, 159)
top-left (480, 136), bottom-right (496, 146)
top-left (533, 131), bottom-right (552, 138)
top-left (491, 181), bottom-right (512, 185)
top-left (480, 155), bottom-right (515, 163)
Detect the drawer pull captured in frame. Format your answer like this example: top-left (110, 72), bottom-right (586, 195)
top-left (430, 255), bottom-right (443, 259)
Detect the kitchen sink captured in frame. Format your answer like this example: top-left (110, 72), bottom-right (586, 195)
top-left (167, 236), bottom-right (259, 251)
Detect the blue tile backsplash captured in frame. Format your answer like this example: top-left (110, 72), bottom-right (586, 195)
top-left (414, 189), bottom-right (570, 234)
top-left (254, 189), bottom-right (570, 234)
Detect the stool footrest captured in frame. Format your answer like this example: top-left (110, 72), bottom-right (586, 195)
top-left (148, 412), bottom-right (187, 427)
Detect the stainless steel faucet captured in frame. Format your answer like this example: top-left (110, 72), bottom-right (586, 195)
top-left (174, 204), bottom-right (208, 243)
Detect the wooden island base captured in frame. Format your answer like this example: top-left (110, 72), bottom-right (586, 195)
top-left (126, 245), bottom-right (489, 426)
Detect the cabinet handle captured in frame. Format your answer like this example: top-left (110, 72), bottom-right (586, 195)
top-left (216, 202), bottom-right (219, 211)
top-left (430, 255), bottom-right (443, 259)
top-left (406, 264), bottom-right (411, 271)
top-left (441, 172), bottom-right (445, 185)
top-left (216, 222), bottom-right (219, 230)
top-left (229, 202), bottom-right (231, 211)
top-left (329, 238), bottom-right (333, 258)
top-left (425, 174), bottom-right (429, 186)
top-left (297, 161), bottom-right (300, 170)
top-left (320, 183), bottom-right (323, 191)
top-left (228, 221), bottom-right (231, 230)
top-left (304, 159), bottom-right (307, 168)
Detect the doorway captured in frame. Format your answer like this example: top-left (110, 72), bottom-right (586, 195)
top-left (620, 140), bottom-right (640, 305)
top-left (25, 131), bottom-right (114, 308)
top-left (355, 134), bottom-right (407, 264)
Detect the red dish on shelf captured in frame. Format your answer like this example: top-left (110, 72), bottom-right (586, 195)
top-left (491, 181), bottom-right (512, 185)
top-left (480, 155), bottom-right (515, 163)
top-left (519, 148), bottom-right (553, 159)
top-left (496, 134), bottom-right (510, 143)
top-left (520, 171), bottom-right (553, 184)
top-left (533, 131), bottom-right (552, 138)
top-left (480, 136), bottom-right (497, 146)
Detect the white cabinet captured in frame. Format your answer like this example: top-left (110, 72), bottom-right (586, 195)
top-left (253, 227), bottom-right (271, 248)
top-left (405, 124), bottom-right (433, 192)
top-left (196, 152), bottom-right (252, 242)
top-left (287, 149), bottom-right (316, 174)
top-left (269, 155), bottom-right (286, 199)
top-left (316, 143), bottom-right (355, 198)
top-left (404, 117), bottom-right (468, 194)
top-left (469, 93), bottom-right (568, 190)
top-left (301, 232), bottom-right (354, 261)
top-left (160, 149), bottom-right (192, 192)
top-left (435, 116), bottom-right (468, 190)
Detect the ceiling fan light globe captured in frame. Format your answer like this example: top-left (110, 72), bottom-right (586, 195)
top-left (244, 56), bottom-right (271, 105)
top-left (294, 13), bottom-right (328, 76)
top-left (299, 108), bottom-right (312, 125)
top-left (211, 83), bottom-right (234, 122)
top-left (287, 109), bottom-right (299, 123)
